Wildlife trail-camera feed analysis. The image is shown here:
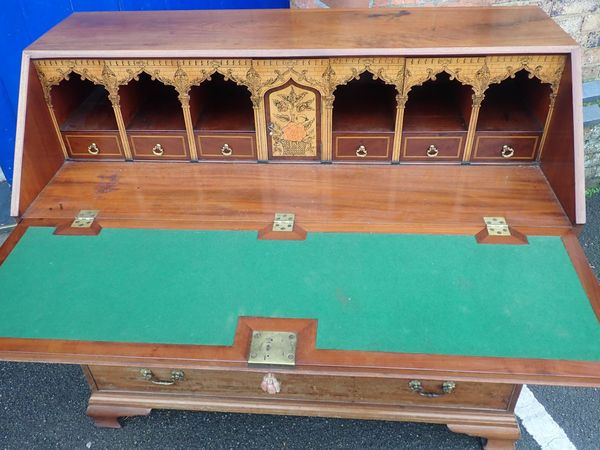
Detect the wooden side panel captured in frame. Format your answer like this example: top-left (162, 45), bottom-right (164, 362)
top-left (540, 55), bottom-right (576, 224)
top-left (14, 62), bottom-right (64, 217)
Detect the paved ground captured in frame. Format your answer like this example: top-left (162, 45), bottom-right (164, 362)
top-left (0, 181), bottom-right (599, 450)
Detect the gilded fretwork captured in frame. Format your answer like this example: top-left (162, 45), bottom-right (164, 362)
top-left (484, 55), bottom-right (565, 99)
top-left (33, 56), bottom-right (566, 163)
top-left (402, 55), bottom-right (565, 102)
top-left (403, 57), bottom-right (488, 102)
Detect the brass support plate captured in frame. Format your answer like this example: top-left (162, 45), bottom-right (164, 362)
top-left (272, 213), bottom-right (295, 232)
top-left (71, 210), bottom-right (99, 228)
top-left (484, 216), bottom-right (511, 236)
top-left (248, 330), bottom-right (297, 366)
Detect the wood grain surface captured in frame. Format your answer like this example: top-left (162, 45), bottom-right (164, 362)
top-left (88, 365), bottom-right (515, 410)
top-left (26, 8), bottom-right (576, 57)
top-left (3, 317), bottom-right (600, 387)
top-left (22, 162), bottom-right (571, 233)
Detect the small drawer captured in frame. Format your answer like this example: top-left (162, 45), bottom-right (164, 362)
top-left (198, 134), bottom-right (256, 160)
top-left (129, 134), bottom-right (189, 160)
top-left (472, 134), bottom-right (539, 161)
top-left (334, 135), bottom-right (392, 161)
top-left (88, 365), bottom-right (515, 411)
top-left (64, 133), bottom-right (124, 160)
top-left (402, 135), bottom-right (464, 161)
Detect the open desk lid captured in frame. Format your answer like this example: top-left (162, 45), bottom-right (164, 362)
top-left (0, 224), bottom-right (599, 387)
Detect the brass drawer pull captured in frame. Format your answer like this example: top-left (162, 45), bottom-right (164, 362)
top-left (87, 143), bottom-right (100, 155)
top-left (501, 145), bottom-right (515, 158)
top-left (426, 144), bottom-right (439, 157)
top-left (409, 380), bottom-right (456, 398)
top-left (356, 145), bottom-right (368, 157)
top-left (152, 144), bottom-right (164, 156)
top-left (260, 373), bottom-right (281, 394)
top-left (140, 368), bottom-right (184, 386)
top-left (221, 143), bottom-right (233, 156)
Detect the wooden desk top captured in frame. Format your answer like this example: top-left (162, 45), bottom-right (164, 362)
top-left (26, 7), bottom-right (576, 58)
top-left (23, 162), bottom-right (571, 234)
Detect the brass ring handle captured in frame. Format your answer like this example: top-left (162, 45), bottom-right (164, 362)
top-left (409, 380), bottom-right (456, 398)
top-left (501, 145), bottom-right (515, 158)
top-left (152, 144), bottom-right (164, 156)
top-left (87, 143), bottom-right (100, 155)
top-left (426, 144), bottom-right (439, 158)
top-left (221, 143), bottom-right (233, 156)
top-left (356, 145), bottom-right (368, 158)
top-left (140, 368), bottom-right (184, 386)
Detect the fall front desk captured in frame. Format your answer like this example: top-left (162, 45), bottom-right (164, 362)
top-left (1, 6), bottom-right (600, 450)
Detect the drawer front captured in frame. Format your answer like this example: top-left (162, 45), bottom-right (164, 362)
top-left (89, 366), bottom-right (515, 411)
top-left (130, 134), bottom-right (189, 160)
top-left (402, 135), bottom-right (464, 161)
top-left (472, 135), bottom-right (539, 161)
top-left (334, 135), bottom-right (392, 161)
top-left (64, 133), bottom-right (124, 160)
top-left (198, 134), bottom-right (256, 160)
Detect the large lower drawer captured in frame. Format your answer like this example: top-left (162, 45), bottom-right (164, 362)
top-left (88, 365), bottom-right (516, 411)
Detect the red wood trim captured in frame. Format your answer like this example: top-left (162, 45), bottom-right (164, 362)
top-left (0, 222), bottom-right (28, 266)
top-left (562, 232), bottom-right (600, 322)
top-left (2, 317), bottom-right (600, 387)
top-left (475, 227), bottom-right (528, 245)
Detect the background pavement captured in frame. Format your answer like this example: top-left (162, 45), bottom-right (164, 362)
top-left (0, 183), bottom-right (599, 450)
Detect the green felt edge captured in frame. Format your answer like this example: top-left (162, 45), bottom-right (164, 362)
top-left (0, 227), bottom-right (599, 362)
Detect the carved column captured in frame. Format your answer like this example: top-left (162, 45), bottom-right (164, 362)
top-left (253, 97), bottom-right (269, 161)
top-left (107, 90), bottom-right (132, 160)
top-left (178, 93), bottom-right (198, 161)
top-left (321, 95), bottom-right (334, 161)
top-left (392, 93), bottom-right (408, 163)
top-left (45, 94), bottom-right (69, 159)
top-left (462, 93), bottom-right (484, 162)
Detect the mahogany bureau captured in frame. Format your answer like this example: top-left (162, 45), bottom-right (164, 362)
top-left (1, 7), bottom-right (599, 450)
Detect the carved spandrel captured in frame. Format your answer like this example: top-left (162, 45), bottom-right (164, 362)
top-left (403, 57), bottom-right (487, 98)
top-left (324, 58), bottom-right (405, 107)
top-left (402, 55), bottom-right (566, 102)
top-left (485, 54), bottom-right (566, 98)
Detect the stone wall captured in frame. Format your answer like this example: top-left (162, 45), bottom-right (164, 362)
top-left (291, 0), bottom-right (600, 189)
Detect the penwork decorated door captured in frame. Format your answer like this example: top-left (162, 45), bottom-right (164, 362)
top-left (265, 80), bottom-right (321, 160)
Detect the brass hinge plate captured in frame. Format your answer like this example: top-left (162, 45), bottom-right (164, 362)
top-left (484, 216), bottom-right (511, 236)
top-left (248, 330), bottom-right (297, 366)
top-left (272, 213), bottom-right (295, 232)
top-left (71, 210), bottom-right (99, 228)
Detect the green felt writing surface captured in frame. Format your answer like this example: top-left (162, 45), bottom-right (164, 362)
top-left (1, 227), bottom-right (599, 361)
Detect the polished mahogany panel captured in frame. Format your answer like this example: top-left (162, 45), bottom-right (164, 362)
top-left (27, 8), bottom-right (575, 55)
top-left (23, 162), bottom-right (570, 233)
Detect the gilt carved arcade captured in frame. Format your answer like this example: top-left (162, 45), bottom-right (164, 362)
top-left (34, 55), bottom-right (566, 163)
